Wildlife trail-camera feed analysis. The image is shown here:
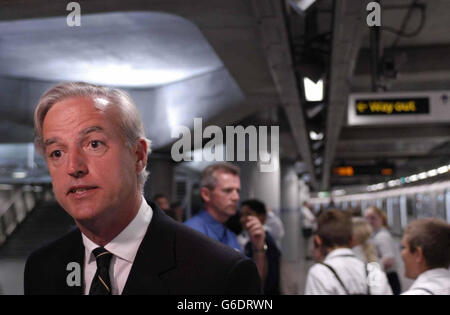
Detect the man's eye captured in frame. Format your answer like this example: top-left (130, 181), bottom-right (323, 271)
top-left (89, 140), bottom-right (103, 149)
top-left (50, 150), bottom-right (62, 158)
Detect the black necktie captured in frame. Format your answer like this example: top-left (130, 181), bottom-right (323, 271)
top-left (89, 247), bottom-right (113, 295)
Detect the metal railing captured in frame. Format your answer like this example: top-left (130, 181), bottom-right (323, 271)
top-left (0, 185), bottom-right (51, 247)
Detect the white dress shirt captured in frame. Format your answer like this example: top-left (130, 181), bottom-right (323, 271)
top-left (402, 268), bottom-right (450, 295)
top-left (82, 197), bottom-right (153, 295)
top-left (305, 248), bottom-right (393, 295)
top-left (372, 227), bottom-right (398, 273)
top-left (264, 211), bottom-right (285, 249)
top-left (301, 206), bottom-right (317, 230)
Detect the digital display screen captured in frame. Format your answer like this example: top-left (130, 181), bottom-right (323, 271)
top-left (355, 98), bottom-right (430, 115)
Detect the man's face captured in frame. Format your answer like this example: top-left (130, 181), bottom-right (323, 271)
top-left (42, 96), bottom-right (140, 223)
top-left (401, 236), bottom-right (420, 279)
top-left (204, 172), bottom-right (240, 223)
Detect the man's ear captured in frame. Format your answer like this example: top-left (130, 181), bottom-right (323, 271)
top-left (349, 235), bottom-right (355, 248)
top-left (135, 138), bottom-right (148, 172)
top-left (200, 187), bottom-right (211, 203)
top-left (415, 246), bottom-right (425, 264)
top-left (314, 235), bottom-right (322, 248)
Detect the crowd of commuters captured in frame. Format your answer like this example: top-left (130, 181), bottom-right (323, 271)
top-left (302, 202), bottom-right (450, 295)
top-left (149, 163), bottom-right (449, 296)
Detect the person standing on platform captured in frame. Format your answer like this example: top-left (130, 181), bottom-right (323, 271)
top-left (401, 218), bottom-right (450, 295)
top-left (185, 163), bottom-right (268, 286)
top-left (305, 210), bottom-right (392, 295)
top-left (364, 206), bottom-right (402, 295)
top-left (240, 199), bottom-right (281, 295)
top-left (301, 201), bottom-right (317, 260)
top-left (264, 207), bottom-right (285, 250)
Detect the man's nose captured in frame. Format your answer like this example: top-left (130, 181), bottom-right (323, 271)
top-left (67, 149), bottom-right (88, 178)
top-left (232, 190), bottom-right (240, 201)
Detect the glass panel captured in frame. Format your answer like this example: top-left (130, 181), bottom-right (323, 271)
top-left (435, 191), bottom-right (445, 220)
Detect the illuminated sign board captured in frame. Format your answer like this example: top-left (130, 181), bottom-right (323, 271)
top-left (355, 98), bottom-right (429, 115)
top-left (332, 165), bottom-right (394, 177)
top-left (348, 91), bottom-right (450, 125)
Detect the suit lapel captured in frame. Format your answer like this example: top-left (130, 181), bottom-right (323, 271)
top-left (122, 204), bottom-right (177, 295)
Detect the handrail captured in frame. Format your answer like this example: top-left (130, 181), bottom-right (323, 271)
top-left (0, 185), bottom-right (44, 245)
top-left (0, 187), bottom-right (26, 218)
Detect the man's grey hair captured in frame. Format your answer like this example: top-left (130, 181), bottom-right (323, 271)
top-left (200, 162), bottom-right (240, 190)
top-left (34, 81), bottom-right (151, 191)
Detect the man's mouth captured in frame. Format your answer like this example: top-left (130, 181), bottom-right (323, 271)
top-left (67, 186), bottom-right (99, 195)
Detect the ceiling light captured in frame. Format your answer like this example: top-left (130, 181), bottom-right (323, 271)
top-left (304, 77), bottom-right (324, 102)
top-left (289, 0), bottom-right (317, 14)
top-left (12, 171), bottom-right (27, 179)
top-left (309, 131), bottom-right (324, 141)
top-left (427, 169), bottom-right (438, 177)
top-left (418, 172), bottom-right (428, 180)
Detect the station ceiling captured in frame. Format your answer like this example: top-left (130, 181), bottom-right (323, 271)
top-left (0, 0), bottom-right (448, 191)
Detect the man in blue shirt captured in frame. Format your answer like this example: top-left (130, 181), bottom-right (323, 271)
top-left (185, 163), bottom-right (268, 282)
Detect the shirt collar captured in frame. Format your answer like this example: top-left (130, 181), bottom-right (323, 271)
top-left (199, 209), bottom-right (228, 236)
top-left (412, 268), bottom-right (450, 286)
top-left (82, 197), bottom-right (153, 264)
top-left (199, 209), bottom-right (225, 227)
top-left (324, 248), bottom-right (355, 261)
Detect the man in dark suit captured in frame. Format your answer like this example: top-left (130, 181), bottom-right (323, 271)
top-left (24, 82), bottom-right (261, 295)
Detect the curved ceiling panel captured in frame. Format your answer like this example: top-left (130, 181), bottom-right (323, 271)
top-left (0, 11), bottom-right (223, 87)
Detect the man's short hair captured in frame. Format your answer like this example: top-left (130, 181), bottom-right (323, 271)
top-left (317, 209), bottom-right (352, 249)
top-left (200, 163), bottom-right (240, 190)
top-left (34, 82), bottom-right (151, 191)
top-left (404, 218), bottom-right (450, 269)
top-left (241, 199), bottom-right (267, 216)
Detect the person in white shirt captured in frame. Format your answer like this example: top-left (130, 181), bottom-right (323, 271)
top-left (401, 218), bottom-right (450, 295)
top-left (351, 217), bottom-right (379, 265)
top-left (305, 209), bottom-right (392, 295)
top-left (365, 206), bottom-right (402, 294)
top-left (301, 201), bottom-right (317, 260)
top-left (264, 208), bottom-right (285, 250)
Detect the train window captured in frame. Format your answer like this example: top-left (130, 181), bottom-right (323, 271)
top-left (393, 197), bottom-right (402, 235)
top-left (361, 200), bottom-right (368, 212)
top-left (436, 191), bottom-right (445, 220)
top-left (416, 193), bottom-right (432, 218)
top-left (446, 190), bottom-right (450, 223)
top-left (400, 195), bottom-right (407, 230)
top-left (376, 199), bottom-right (382, 209)
top-left (406, 195), bottom-right (416, 224)
top-left (423, 193), bottom-right (432, 217)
